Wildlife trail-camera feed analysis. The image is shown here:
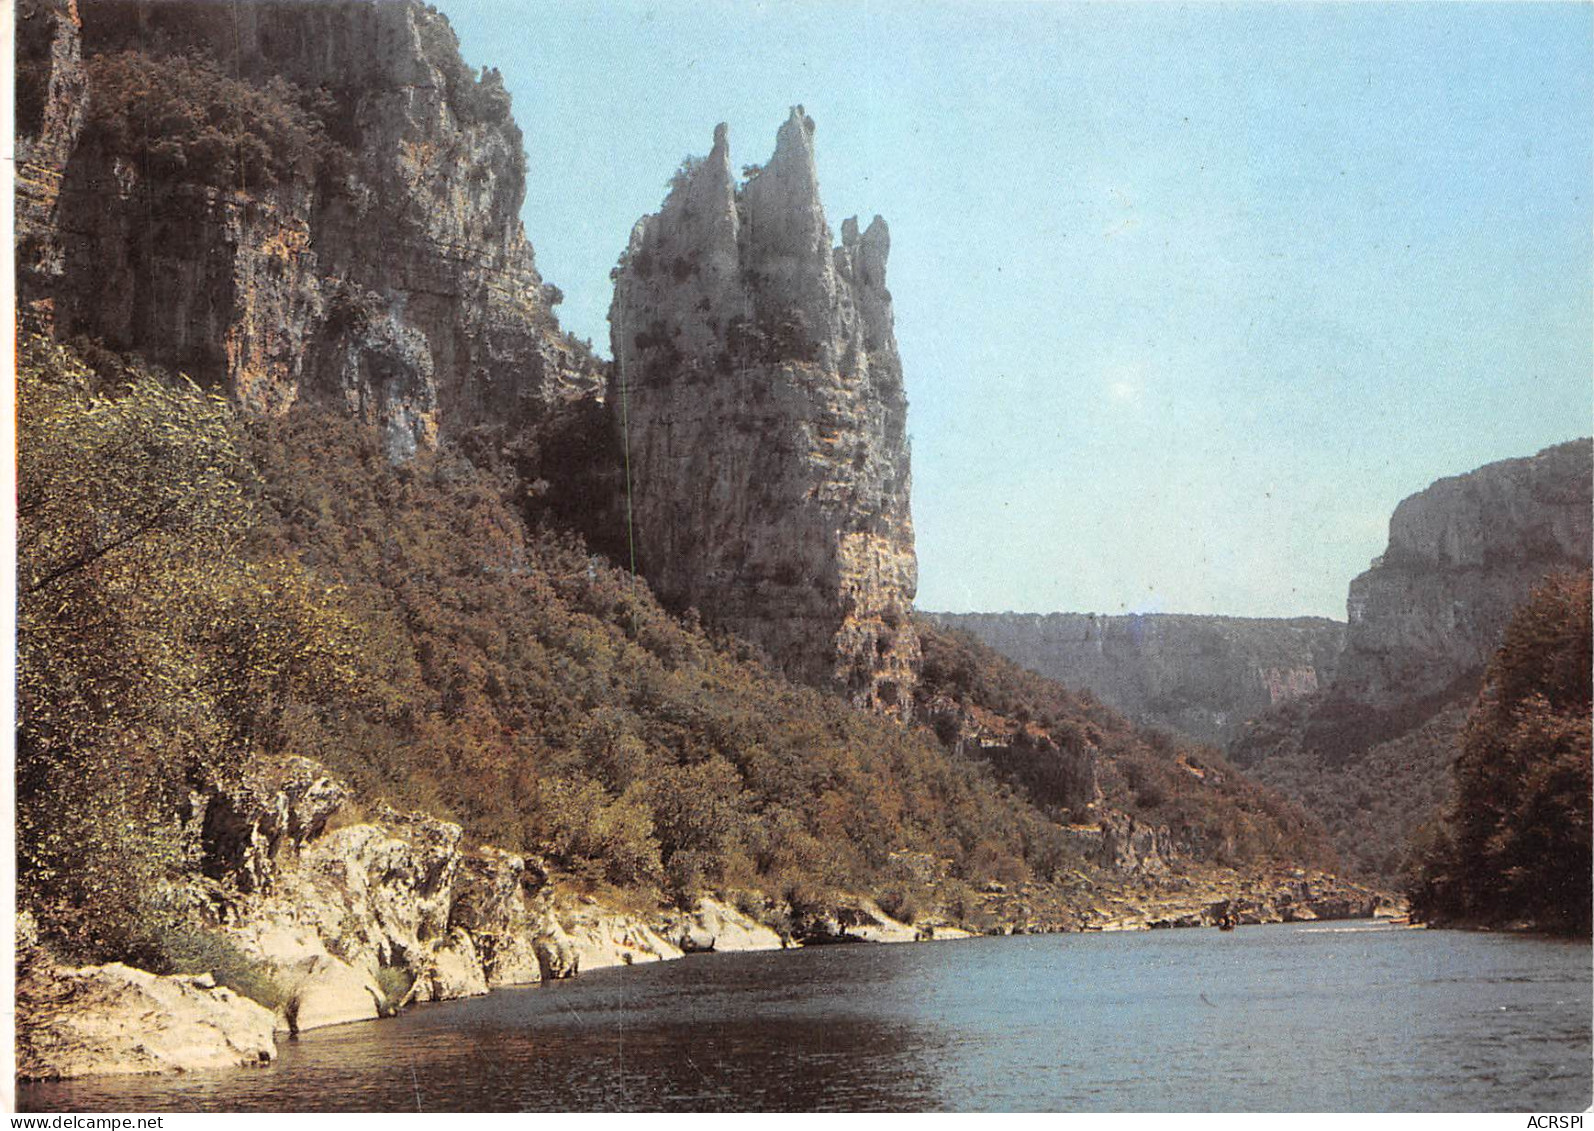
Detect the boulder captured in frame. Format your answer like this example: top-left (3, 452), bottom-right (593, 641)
top-left (281, 955), bottom-right (382, 1032)
top-left (478, 932), bottom-right (543, 987)
top-left (450, 845), bottom-right (547, 987)
top-left (686, 897), bottom-right (784, 952)
top-left (532, 917), bottom-right (580, 981)
top-left (677, 924), bottom-right (718, 954)
top-left (409, 928), bottom-right (490, 1003)
top-left (17, 958), bottom-right (278, 1079)
top-left (834, 898), bottom-right (918, 944)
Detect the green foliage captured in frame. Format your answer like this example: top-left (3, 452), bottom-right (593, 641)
top-left (17, 334), bottom-right (1346, 975)
top-left (242, 407), bottom-right (1081, 905)
top-left (16, 336), bottom-right (361, 964)
top-left (375, 966), bottom-right (415, 1016)
top-left (82, 50), bottom-right (340, 189)
top-left (1409, 572), bottom-right (1593, 935)
top-left (1238, 703), bottom-right (1467, 880)
top-left (137, 912), bottom-right (289, 1013)
top-left (915, 620), bottom-right (1336, 869)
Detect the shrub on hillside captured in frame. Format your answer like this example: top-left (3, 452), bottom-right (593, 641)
top-left (914, 620), bottom-right (1336, 870)
top-left (240, 406), bottom-right (1084, 906)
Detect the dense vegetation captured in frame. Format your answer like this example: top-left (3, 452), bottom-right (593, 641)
top-left (17, 338), bottom-right (1093, 966)
top-left (915, 624), bottom-right (1337, 869)
top-left (19, 330), bottom-right (1351, 987)
top-left (81, 50), bottom-right (343, 190)
top-left (73, 1), bottom-right (521, 195)
top-left (15, 0), bottom-right (72, 139)
top-left (1234, 697), bottom-right (1468, 879)
top-left (242, 406), bottom-right (1088, 901)
top-left (16, 337), bottom-right (356, 998)
top-left (1408, 572), bottom-right (1592, 935)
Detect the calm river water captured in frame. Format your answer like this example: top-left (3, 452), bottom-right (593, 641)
top-left (18, 921), bottom-right (1591, 1112)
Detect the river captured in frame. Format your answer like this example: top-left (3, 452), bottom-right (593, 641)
top-left (18, 921), bottom-right (1591, 1112)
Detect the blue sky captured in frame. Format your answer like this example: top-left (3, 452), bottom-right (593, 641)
top-left (444, 1), bottom-right (1592, 619)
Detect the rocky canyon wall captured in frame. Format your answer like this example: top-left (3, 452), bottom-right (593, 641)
top-left (609, 111), bottom-right (919, 715)
top-left (16, 0), bottom-right (602, 459)
top-left (1229, 439), bottom-right (1592, 877)
top-left (926, 612), bottom-right (1345, 747)
top-left (1334, 438), bottom-right (1593, 713)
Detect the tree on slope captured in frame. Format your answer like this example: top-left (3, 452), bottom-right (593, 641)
top-left (1409, 571), bottom-right (1592, 935)
top-left (16, 336), bottom-right (360, 968)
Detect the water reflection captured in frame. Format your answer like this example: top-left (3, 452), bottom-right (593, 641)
top-left (18, 924), bottom-right (1592, 1112)
top-left (21, 945), bottom-right (946, 1112)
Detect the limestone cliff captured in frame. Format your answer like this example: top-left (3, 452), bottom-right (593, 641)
top-left (1231, 439), bottom-right (1593, 878)
top-left (609, 110), bottom-right (918, 715)
top-left (926, 612), bottom-right (1344, 747)
top-left (16, 0), bottom-right (602, 459)
top-left (15, 0), bottom-right (88, 327)
top-left (1335, 439), bottom-right (1593, 712)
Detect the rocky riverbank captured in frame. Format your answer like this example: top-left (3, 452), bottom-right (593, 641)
top-left (15, 753), bottom-right (1397, 1081)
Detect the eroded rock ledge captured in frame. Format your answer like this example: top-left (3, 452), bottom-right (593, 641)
top-left (16, 913), bottom-right (278, 1081)
top-left (14, 754), bottom-right (794, 1080)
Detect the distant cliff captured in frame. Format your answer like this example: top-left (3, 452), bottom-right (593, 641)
top-left (1232, 439), bottom-right (1594, 878)
top-left (925, 612), bottom-right (1344, 747)
top-left (610, 111), bottom-right (918, 716)
top-left (1337, 438), bottom-right (1593, 715)
top-left (16, 0), bottom-right (602, 459)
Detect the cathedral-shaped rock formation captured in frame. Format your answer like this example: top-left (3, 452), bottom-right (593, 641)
top-left (610, 109), bottom-right (919, 716)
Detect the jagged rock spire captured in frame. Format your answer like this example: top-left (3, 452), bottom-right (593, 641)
top-left (610, 111), bottom-right (919, 717)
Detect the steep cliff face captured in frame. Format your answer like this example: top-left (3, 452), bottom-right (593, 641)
top-left (926, 612), bottom-right (1344, 747)
top-left (609, 110), bottom-right (919, 715)
top-left (1336, 439), bottom-right (1593, 711)
top-left (17, 0), bottom-right (601, 459)
top-left (15, 0), bottom-right (88, 326)
top-left (1231, 439), bottom-right (1593, 878)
